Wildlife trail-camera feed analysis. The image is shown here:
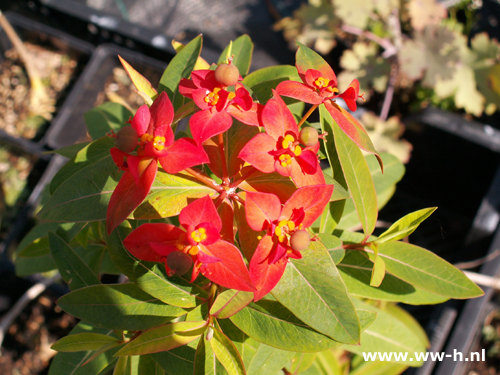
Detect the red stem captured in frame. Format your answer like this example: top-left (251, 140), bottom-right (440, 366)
top-left (297, 104), bottom-right (319, 128)
top-left (214, 190), bottom-right (228, 208)
top-left (217, 133), bottom-right (230, 185)
top-left (231, 166), bottom-right (258, 188)
top-left (185, 167), bottom-right (223, 192)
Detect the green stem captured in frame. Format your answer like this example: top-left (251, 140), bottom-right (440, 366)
top-left (297, 104), bottom-right (319, 128)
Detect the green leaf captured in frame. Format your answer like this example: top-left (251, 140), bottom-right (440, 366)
top-left (48, 232), bottom-right (100, 290)
top-left (230, 299), bottom-right (338, 352)
top-left (246, 343), bottom-right (295, 375)
top-left (210, 290), bottom-right (254, 319)
top-left (272, 240), bottom-right (360, 345)
top-left (84, 102), bottom-right (133, 141)
top-left (51, 333), bottom-right (121, 352)
top-left (384, 303), bottom-right (429, 349)
top-left (372, 241), bottom-right (484, 299)
top-left (150, 341), bottom-right (199, 375)
top-left (159, 35), bottom-right (203, 110)
top-left (115, 321), bottom-right (207, 356)
top-left (343, 299), bottom-right (427, 365)
top-left (210, 328), bottom-right (246, 375)
top-left (194, 335), bottom-right (228, 375)
top-left (243, 65), bottom-right (300, 104)
top-left (17, 236), bottom-right (51, 258)
top-left (316, 233), bottom-right (344, 264)
top-left (119, 55), bottom-right (158, 101)
top-left (285, 352), bottom-right (317, 374)
top-left (52, 142), bottom-right (90, 159)
top-left (138, 355), bottom-right (166, 375)
top-left (132, 170), bottom-right (215, 219)
top-left (218, 35), bottom-right (253, 76)
top-left (338, 250), bottom-right (449, 304)
top-left (336, 153), bottom-right (405, 231)
top-left (238, 170), bottom-right (296, 204)
top-left (50, 136), bottom-right (116, 195)
top-left (113, 356), bottom-right (129, 375)
top-left (40, 143), bottom-right (120, 223)
top-left (106, 223), bottom-right (208, 308)
top-left (376, 207), bottom-right (437, 244)
top-left (48, 322), bottom-right (119, 375)
top-left (331, 118), bottom-right (377, 240)
top-left (57, 283), bottom-right (187, 330)
top-left (296, 41), bottom-right (333, 78)
top-left (369, 243), bottom-right (386, 287)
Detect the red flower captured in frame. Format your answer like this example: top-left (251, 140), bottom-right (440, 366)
top-left (106, 92), bottom-right (209, 234)
top-left (245, 185), bottom-right (333, 300)
top-left (238, 91), bottom-right (325, 187)
top-left (276, 57), bottom-right (362, 111)
top-left (179, 69), bottom-right (261, 145)
top-left (123, 196), bottom-right (255, 292)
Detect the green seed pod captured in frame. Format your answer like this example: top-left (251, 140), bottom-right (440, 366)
top-left (115, 126), bottom-right (138, 153)
top-left (299, 127), bottom-right (319, 147)
top-left (167, 251), bottom-right (193, 275)
top-left (290, 230), bottom-right (311, 251)
top-left (214, 63), bottom-right (239, 87)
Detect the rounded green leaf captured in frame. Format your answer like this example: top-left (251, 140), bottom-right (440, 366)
top-left (51, 333), bottom-right (120, 353)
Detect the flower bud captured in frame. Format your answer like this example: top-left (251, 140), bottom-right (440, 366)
top-left (166, 251), bottom-right (193, 275)
top-left (115, 126), bottom-right (138, 153)
top-left (290, 230), bottom-right (311, 251)
top-left (215, 63), bottom-right (239, 87)
top-left (299, 127), bottom-right (319, 147)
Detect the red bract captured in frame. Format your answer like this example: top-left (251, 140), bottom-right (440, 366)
top-left (179, 69), bottom-right (261, 145)
top-left (276, 56), bottom-right (362, 112)
top-left (106, 92), bottom-right (209, 234)
top-left (238, 91), bottom-right (325, 187)
top-left (245, 185), bottom-right (333, 300)
top-left (123, 196), bottom-right (255, 292)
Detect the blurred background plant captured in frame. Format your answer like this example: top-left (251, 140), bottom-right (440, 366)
top-left (274, 0), bottom-right (500, 163)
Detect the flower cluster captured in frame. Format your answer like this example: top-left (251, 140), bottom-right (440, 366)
top-left (107, 52), bottom-right (366, 301)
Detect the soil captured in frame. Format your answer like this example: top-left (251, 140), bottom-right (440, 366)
top-left (0, 273), bottom-right (76, 375)
top-left (0, 36), bottom-right (79, 140)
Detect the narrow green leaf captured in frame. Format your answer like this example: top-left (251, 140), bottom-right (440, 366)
top-left (48, 322), bottom-right (119, 375)
top-left (286, 352), bottom-right (317, 374)
top-left (210, 290), bottom-right (254, 319)
top-left (272, 241), bottom-right (360, 344)
top-left (106, 224), bottom-right (208, 308)
top-left (343, 299), bottom-right (427, 366)
top-left (17, 236), bottom-right (50, 258)
top-left (316, 233), bottom-right (344, 264)
top-left (52, 142), bottom-right (90, 159)
top-left (40, 147), bottom-right (120, 223)
top-left (57, 283), bottom-right (187, 330)
top-left (230, 300), bottom-right (339, 352)
top-left (376, 207), bottom-right (438, 244)
top-left (194, 335), bottom-right (228, 375)
top-left (159, 35), bottom-right (202, 110)
top-left (243, 65), bottom-right (300, 104)
top-left (246, 343), bottom-right (295, 375)
top-left (332, 118), bottom-right (377, 240)
top-left (218, 35), bottom-right (253, 76)
top-left (50, 136), bottom-right (116, 195)
top-left (384, 303), bottom-right (429, 349)
top-left (133, 170), bottom-right (214, 220)
top-left (119, 55), bottom-right (158, 101)
top-left (338, 250), bottom-right (449, 304)
top-left (115, 321), bottom-right (206, 356)
top-left (210, 328), bottom-right (246, 375)
top-left (369, 243), bottom-right (386, 287)
top-left (150, 341), bottom-right (199, 375)
top-left (373, 241), bottom-right (484, 299)
top-left (84, 102), bottom-right (133, 141)
top-left (51, 333), bottom-right (120, 352)
top-left (113, 355), bottom-right (128, 375)
top-left (138, 355), bottom-right (166, 375)
top-left (48, 232), bottom-right (100, 290)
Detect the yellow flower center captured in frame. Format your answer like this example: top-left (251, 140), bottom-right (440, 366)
top-left (188, 246), bottom-right (200, 256)
top-left (204, 87), bottom-right (221, 106)
top-left (191, 228), bottom-right (207, 243)
top-left (279, 153), bottom-right (292, 167)
top-left (141, 133), bottom-right (153, 143)
top-left (274, 220), bottom-right (296, 242)
top-left (314, 77), bottom-right (330, 89)
top-left (153, 136), bottom-right (166, 151)
top-left (281, 134), bottom-right (295, 149)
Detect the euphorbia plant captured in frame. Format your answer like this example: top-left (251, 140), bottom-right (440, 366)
top-left (16, 35), bottom-right (483, 374)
